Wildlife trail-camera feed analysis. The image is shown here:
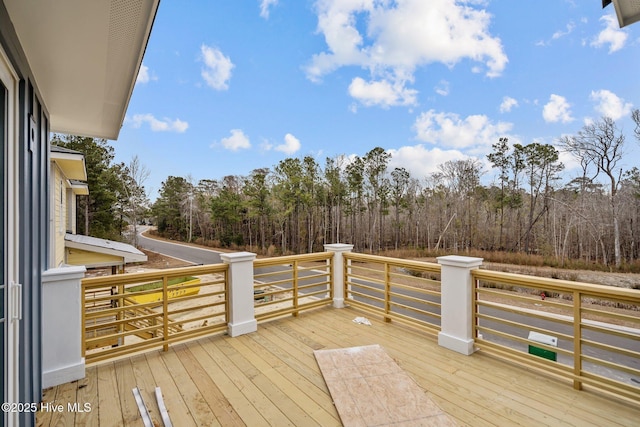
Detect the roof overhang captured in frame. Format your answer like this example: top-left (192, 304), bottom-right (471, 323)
top-left (51, 150), bottom-right (87, 181)
top-left (603, 0), bottom-right (640, 27)
top-left (4, 0), bottom-right (159, 140)
top-left (69, 180), bottom-right (90, 196)
top-left (65, 233), bottom-right (147, 264)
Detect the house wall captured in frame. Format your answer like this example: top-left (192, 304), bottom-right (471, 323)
top-left (1, 3), bottom-right (50, 425)
top-left (50, 163), bottom-right (66, 267)
top-left (66, 248), bottom-right (123, 268)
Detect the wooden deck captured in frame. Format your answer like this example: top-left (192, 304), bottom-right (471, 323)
top-left (37, 306), bottom-right (639, 427)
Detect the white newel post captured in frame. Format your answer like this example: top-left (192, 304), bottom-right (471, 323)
top-left (324, 243), bottom-right (353, 308)
top-left (437, 255), bottom-right (483, 355)
top-left (221, 252), bottom-right (257, 337)
top-left (42, 265), bottom-right (86, 388)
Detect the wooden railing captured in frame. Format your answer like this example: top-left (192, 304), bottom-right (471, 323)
top-left (343, 252), bottom-right (442, 336)
top-left (78, 248), bottom-right (639, 405)
top-left (253, 252), bottom-right (333, 321)
top-left (82, 264), bottom-right (228, 364)
top-left (472, 269), bottom-right (640, 404)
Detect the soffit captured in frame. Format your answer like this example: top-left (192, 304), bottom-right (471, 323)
top-left (606, 0), bottom-right (640, 27)
top-left (53, 157), bottom-right (87, 181)
top-left (51, 147), bottom-right (87, 181)
top-left (4, 0), bottom-right (159, 140)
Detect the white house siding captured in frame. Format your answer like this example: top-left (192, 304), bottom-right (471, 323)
top-left (50, 164), bottom-right (66, 267)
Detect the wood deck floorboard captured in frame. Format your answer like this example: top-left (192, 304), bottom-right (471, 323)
top-left (114, 358), bottom-right (143, 426)
top-left (225, 332), bottom-right (337, 426)
top-left (75, 365), bottom-right (100, 427)
top-left (244, 332), bottom-right (340, 418)
top-left (38, 306), bottom-right (640, 427)
top-left (175, 343), bottom-right (246, 427)
top-left (144, 350), bottom-right (197, 427)
top-left (197, 338), bottom-right (295, 427)
top-left (97, 362), bottom-right (125, 427)
top-left (130, 353), bottom-right (162, 425)
top-left (157, 344), bottom-right (221, 427)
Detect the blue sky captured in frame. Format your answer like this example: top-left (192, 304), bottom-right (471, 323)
top-left (113, 1), bottom-right (640, 200)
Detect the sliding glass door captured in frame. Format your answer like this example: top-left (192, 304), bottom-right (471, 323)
top-left (1, 44), bottom-right (18, 427)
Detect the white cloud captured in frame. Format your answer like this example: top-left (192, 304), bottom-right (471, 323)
top-left (136, 63), bottom-right (151, 84)
top-left (590, 89), bottom-right (633, 121)
top-left (552, 22), bottom-right (575, 40)
top-left (348, 77), bottom-right (417, 108)
top-left (499, 96), bottom-right (518, 113)
top-left (591, 14), bottom-right (627, 53)
top-left (275, 133), bottom-right (301, 155)
top-left (259, 0), bottom-right (278, 19)
top-left (262, 133), bottom-right (302, 154)
top-left (129, 114), bottom-right (188, 132)
top-left (542, 94), bottom-right (573, 123)
top-left (305, 0), bottom-right (507, 108)
top-left (220, 129), bottom-right (251, 151)
top-left (388, 145), bottom-right (468, 179)
top-left (434, 80), bottom-right (450, 97)
top-left (558, 146), bottom-right (583, 173)
top-left (200, 45), bottom-right (234, 90)
top-left (413, 109), bottom-right (513, 150)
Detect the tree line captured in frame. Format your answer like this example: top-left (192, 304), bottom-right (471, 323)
top-left (151, 114), bottom-right (640, 268)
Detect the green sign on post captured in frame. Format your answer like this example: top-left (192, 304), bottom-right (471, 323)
top-left (528, 331), bottom-right (558, 361)
top-left (528, 344), bottom-right (557, 361)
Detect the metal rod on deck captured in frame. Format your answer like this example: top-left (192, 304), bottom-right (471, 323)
top-left (155, 387), bottom-right (173, 427)
top-left (132, 387), bottom-right (153, 427)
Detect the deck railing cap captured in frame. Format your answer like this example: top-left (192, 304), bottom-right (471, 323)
top-left (220, 252), bottom-right (257, 263)
top-left (437, 255), bottom-right (483, 268)
top-left (324, 243), bottom-right (354, 252)
top-left (43, 265), bottom-right (87, 282)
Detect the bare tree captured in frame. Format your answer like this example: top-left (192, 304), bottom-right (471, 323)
top-left (487, 137), bottom-right (510, 248)
top-left (632, 108), bottom-right (640, 142)
top-left (124, 155), bottom-right (150, 246)
top-left (390, 167), bottom-right (410, 250)
top-left (560, 117), bottom-right (625, 266)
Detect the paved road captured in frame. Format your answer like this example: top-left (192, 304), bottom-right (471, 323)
top-left (136, 226), bottom-right (222, 265)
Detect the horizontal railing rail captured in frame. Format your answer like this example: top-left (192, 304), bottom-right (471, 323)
top-left (77, 246), bottom-right (638, 407)
top-left (471, 268), bottom-right (640, 404)
top-left (343, 252), bottom-right (442, 336)
top-left (82, 264), bottom-right (228, 364)
top-left (253, 252), bottom-right (333, 321)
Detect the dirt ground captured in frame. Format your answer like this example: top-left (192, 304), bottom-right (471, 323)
top-left (133, 249), bottom-right (194, 270)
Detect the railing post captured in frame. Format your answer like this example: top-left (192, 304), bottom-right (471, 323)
top-left (221, 252), bottom-right (257, 337)
top-left (384, 262), bottom-right (391, 322)
top-left (437, 255), bottom-right (483, 355)
top-left (573, 290), bottom-right (582, 391)
top-left (42, 266), bottom-right (87, 388)
top-left (162, 276), bottom-right (169, 351)
top-left (324, 243), bottom-right (354, 308)
top-left (292, 260), bottom-right (299, 317)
